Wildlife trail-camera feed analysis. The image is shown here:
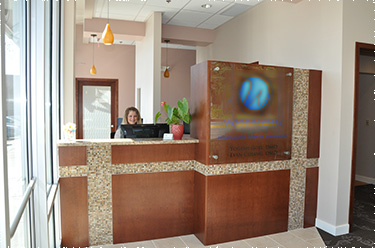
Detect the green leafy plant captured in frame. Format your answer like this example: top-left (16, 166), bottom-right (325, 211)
top-left (154, 98), bottom-right (192, 125)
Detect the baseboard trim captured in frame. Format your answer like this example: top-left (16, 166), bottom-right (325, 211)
top-left (315, 218), bottom-right (349, 236)
top-left (355, 175), bottom-right (375, 184)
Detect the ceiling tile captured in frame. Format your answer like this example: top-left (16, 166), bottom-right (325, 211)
top-left (135, 5), bottom-right (180, 22)
top-left (220, 3), bottom-right (252, 17)
top-left (94, 1), bottom-right (145, 21)
top-left (145, 0), bottom-right (191, 9)
top-left (198, 14), bottom-right (233, 29)
top-left (233, 0), bottom-right (264, 5)
top-left (167, 9), bottom-right (212, 27)
top-left (183, 0), bottom-right (232, 14)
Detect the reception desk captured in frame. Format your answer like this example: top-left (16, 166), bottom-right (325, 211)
top-left (59, 63), bottom-right (321, 248)
top-left (58, 135), bottom-right (318, 247)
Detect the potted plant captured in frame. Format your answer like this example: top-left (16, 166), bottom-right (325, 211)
top-left (154, 97), bottom-right (192, 140)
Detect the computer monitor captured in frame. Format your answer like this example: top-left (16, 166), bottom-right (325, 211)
top-left (120, 123), bottom-right (169, 138)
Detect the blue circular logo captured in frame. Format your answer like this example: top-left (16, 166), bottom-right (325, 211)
top-left (240, 77), bottom-right (270, 111)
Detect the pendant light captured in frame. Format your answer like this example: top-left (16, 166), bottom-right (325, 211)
top-left (90, 34), bottom-right (97, 75)
top-left (164, 40), bottom-right (170, 78)
top-left (102, 0), bottom-right (114, 45)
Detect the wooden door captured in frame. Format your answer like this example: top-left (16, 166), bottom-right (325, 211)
top-left (76, 78), bottom-right (118, 139)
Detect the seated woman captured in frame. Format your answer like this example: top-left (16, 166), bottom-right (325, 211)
top-left (114, 107), bottom-right (141, 138)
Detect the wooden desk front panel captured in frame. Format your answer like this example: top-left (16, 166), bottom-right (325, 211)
top-left (196, 169), bottom-right (290, 245)
top-left (112, 170), bottom-right (195, 244)
top-left (59, 146), bottom-right (87, 166)
top-left (112, 143), bottom-right (195, 164)
top-left (60, 177), bottom-right (89, 248)
top-left (304, 167), bottom-right (319, 227)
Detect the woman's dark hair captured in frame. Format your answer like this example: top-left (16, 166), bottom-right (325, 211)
top-left (123, 107), bottom-right (141, 124)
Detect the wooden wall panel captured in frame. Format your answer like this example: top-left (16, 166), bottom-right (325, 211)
top-left (59, 146), bottom-right (87, 166)
top-left (194, 171), bottom-right (207, 244)
top-left (112, 171), bottom-right (195, 244)
top-left (307, 70), bottom-right (322, 158)
top-left (204, 170), bottom-right (290, 245)
top-left (304, 167), bottom-right (319, 228)
top-left (60, 177), bottom-right (89, 248)
top-left (111, 143), bottom-right (195, 164)
top-left (190, 62), bottom-right (210, 165)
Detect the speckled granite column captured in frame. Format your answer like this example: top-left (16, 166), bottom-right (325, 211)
top-left (87, 143), bottom-right (113, 245)
top-left (288, 68), bottom-right (309, 230)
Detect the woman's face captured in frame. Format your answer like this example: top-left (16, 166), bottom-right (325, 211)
top-left (127, 110), bottom-right (138, 124)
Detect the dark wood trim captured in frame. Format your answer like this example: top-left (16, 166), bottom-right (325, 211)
top-left (349, 42), bottom-right (375, 232)
top-left (75, 78), bottom-right (118, 139)
top-left (60, 177), bottom-right (89, 248)
top-left (190, 62), bottom-right (210, 165)
top-left (112, 171), bottom-right (194, 244)
top-left (111, 143), bottom-right (196, 164)
top-left (58, 146), bottom-right (87, 166)
top-left (193, 171), bottom-right (207, 244)
top-left (307, 70), bottom-right (322, 158)
top-left (304, 167), bottom-right (319, 228)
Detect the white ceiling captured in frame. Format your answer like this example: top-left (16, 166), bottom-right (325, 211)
top-left (77, 0), bottom-right (264, 30)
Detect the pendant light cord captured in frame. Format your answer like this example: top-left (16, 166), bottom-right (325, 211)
top-left (92, 41), bottom-right (95, 65)
top-left (166, 42), bottom-right (168, 67)
top-left (91, 34), bottom-right (97, 65)
top-left (107, 0), bottom-right (109, 23)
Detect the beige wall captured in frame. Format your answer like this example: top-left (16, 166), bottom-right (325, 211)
top-left (160, 47), bottom-right (195, 121)
top-left (75, 24), bottom-right (195, 122)
top-left (196, 0), bottom-right (373, 235)
top-left (75, 24), bottom-right (136, 117)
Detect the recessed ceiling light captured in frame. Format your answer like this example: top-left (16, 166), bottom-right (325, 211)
top-left (201, 4), bottom-right (212, 8)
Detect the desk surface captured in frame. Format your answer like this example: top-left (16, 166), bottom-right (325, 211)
top-left (57, 134), bottom-right (198, 147)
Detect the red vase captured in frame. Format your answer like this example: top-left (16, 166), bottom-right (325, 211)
top-left (171, 124), bottom-right (184, 140)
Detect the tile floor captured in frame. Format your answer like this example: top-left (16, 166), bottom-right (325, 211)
top-left (91, 227), bottom-right (327, 248)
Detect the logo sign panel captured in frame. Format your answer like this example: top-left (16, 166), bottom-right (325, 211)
top-left (209, 62), bottom-right (293, 164)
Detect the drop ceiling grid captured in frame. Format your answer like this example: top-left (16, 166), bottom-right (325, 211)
top-left (92, 0), bottom-right (264, 30)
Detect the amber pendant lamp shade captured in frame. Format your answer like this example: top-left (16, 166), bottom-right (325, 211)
top-left (90, 34), bottom-right (97, 75)
top-left (90, 65), bottom-right (97, 75)
top-left (102, 23), bottom-right (114, 45)
top-left (164, 40), bottom-right (170, 78)
top-left (102, 0), bottom-right (114, 45)
top-left (164, 67), bottom-right (170, 78)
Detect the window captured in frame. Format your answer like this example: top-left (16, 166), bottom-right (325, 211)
top-left (0, 1), bottom-right (62, 247)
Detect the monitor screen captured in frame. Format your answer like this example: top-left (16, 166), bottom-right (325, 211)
top-left (121, 124), bottom-right (169, 138)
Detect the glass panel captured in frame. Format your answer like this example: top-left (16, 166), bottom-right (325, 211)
top-left (4, 0), bottom-right (29, 227)
top-left (82, 85), bottom-right (111, 139)
top-left (210, 61), bottom-right (293, 164)
top-left (10, 203), bottom-right (31, 248)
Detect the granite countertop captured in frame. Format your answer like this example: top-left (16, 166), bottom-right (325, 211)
top-left (57, 134), bottom-right (199, 147)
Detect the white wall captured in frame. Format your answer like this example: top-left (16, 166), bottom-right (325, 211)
top-left (197, 0), bottom-right (373, 235)
top-left (63, 0), bottom-right (76, 124)
top-left (336, 0), bottom-right (373, 231)
top-left (135, 13), bottom-right (162, 124)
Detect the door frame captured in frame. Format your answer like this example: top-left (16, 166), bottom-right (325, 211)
top-left (75, 78), bottom-right (118, 139)
top-left (349, 42), bottom-right (375, 231)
